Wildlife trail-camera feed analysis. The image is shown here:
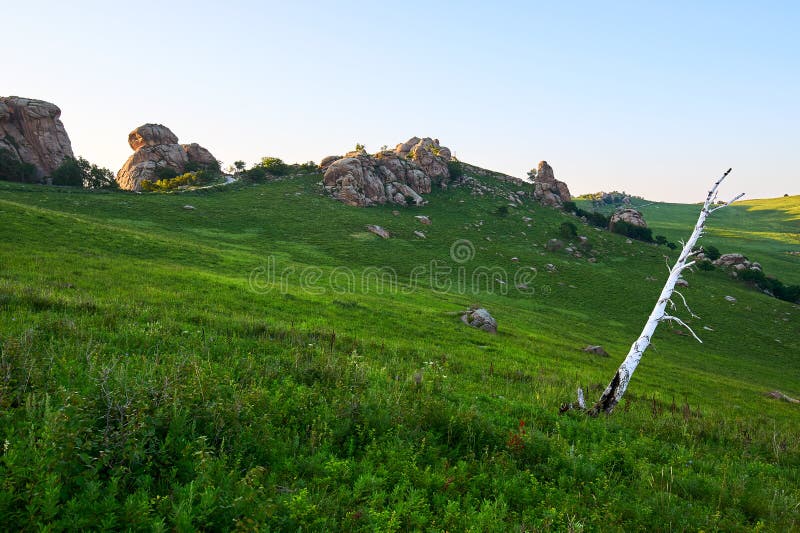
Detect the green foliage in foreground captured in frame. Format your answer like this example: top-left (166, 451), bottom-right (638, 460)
top-left (0, 175), bottom-right (798, 531)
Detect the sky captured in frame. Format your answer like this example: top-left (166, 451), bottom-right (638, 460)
top-left (3, 0), bottom-right (798, 202)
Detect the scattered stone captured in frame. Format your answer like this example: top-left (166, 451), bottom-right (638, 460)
top-left (413, 230), bottom-right (426, 239)
top-left (392, 210), bottom-right (400, 216)
top-left (545, 263), bottom-right (557, 272)
top-left (587, 257), bottom-right (597, 263)
top-left (183, 205), bottom-right (195, 210)
top-left (116, 123), bottom-right (218, 191)
top-left (366, 225), bottom-right (390, 239)
top-left (765, 390), bottom-right (800, 404)
top-left (714, 253), bottom-right (748, 268)
top-left (461, 307), bottom-right (497, 333)
top-left (545, 239), bottom-right (564, 252)
top-left (676, 278), bottom-right (689, 288)
top-left (703, 326), bottom-right (714, 331)
top-left (0, 96), bottom-right (74, 178)
top-left (724, 295), bottom-right (737, 302)
top-left (510, 257), bottom-right (519, 262)
top-left (415, 215), bottom-right (432, 225)
top-left (583, 345), bottom-right (609, 357)
top-left (626, 239), bottom-right (633, 244)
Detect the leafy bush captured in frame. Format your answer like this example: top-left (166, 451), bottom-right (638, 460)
top-left (495, 205), bottom-right (509, 217)
top-left (704, 245), bottom-right (721, 261)
top-left (666, 242), bottom-right (677, 250)
top-left (258, 157), bottom-right (289, 176)
top-left (242, 166), bottom-right (268, 183)
top-left (611, 220), bottom-right (654, 242)
top-left (447, 160), bottom-right (464, 180)
top-left (697, 260), bottom-right (715, 271)
top-left (655, 235), bottom-right (668, 246)
top-left (141, 171), bottom-right (214, 192)
top-left (50, 158), bottom-right (84, 186)
top-left (559, 221), bottom-right (578, 239)
top-left (0, 148), bottom-right (38, 183)
top-left (571, 205), bottom-right (609, 229)
top-left (49, 157), bottom-right (117, 188)
top-left (156, 167), bottom-right (179, 181)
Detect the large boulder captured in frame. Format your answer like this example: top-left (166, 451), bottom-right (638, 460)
top-left (0, 96), bottom-right (74, 178)
top-left (529, 161), bottom-right (571, 207)
top-left (322, 137), bottom-right (451, 207)
top-left (116, 124), bottom-right (217, 191)
top-left (609, 208), bottom-right (647, 230)
top-left (461, 307), bottom-right (497, 333)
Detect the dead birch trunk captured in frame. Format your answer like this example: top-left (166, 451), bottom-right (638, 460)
top-left (588, 169), bottom-right (743, 415)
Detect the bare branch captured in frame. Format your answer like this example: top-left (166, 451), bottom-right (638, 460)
top-left (672, 289), bottom-right (699, 318)
top-left (710, 192), bottom-right (746, 213)
top-left (661, 314), bottom-right (703, 343)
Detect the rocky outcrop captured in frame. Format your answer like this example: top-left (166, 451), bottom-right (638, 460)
top-left (395, 137), bottom-right (450, 182)
top-left (528, 161), bottom-right (571, 207)
top-left (609, 208), bottom-right (647, 230)
top-left (0, 96), bottom-right (74, 178)
top-left (116, 124), bottom-right (217, 191)
top-left (322, 137), bottom-right (452, 207)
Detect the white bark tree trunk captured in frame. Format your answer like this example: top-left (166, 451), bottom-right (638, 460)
top-left (589, 169), bottom-right (743, 415)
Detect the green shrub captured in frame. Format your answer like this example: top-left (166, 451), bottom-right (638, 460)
top-left (703, 245), bottom-right (721, 261)
top-left (0, 148), bottom-right (38, 183)
top-left (49, 156), bottom-right (117, 188)
top-left (559, 221), bottom-right (577, 239)
top-left (655, 235), bottom-right (668, 246)
top-left (49, 158), bottom-right (84, 186)
top-left (611, 220), bottom-right (653, 242)
top-left (257, 157), bottom-right (289, 177)
top-left (156, 167), bottom-right (179, 181)
top-left (496, 205), bottom-right (509, 217)
top-left (697, 260), bottom-right (715, 271)
top-left (562, 201), bottom-right (577, 213)
top-left (447, 160), bottom-right (464, 180)
top-left (141, 171), bottom-right (207, 192)
top-left (243, 166), bottom-right (268, 183)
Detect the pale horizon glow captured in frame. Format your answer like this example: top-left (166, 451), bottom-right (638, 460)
top-left (3, 1), bottom-right (798, 202)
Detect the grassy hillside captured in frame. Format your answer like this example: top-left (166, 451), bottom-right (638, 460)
top-left (1, 173), bottom-right (798, 531)
top-left (577, 195), bottom-right (800, 286)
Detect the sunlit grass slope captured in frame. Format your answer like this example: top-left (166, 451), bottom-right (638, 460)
top-left (0, 174), bottom-right (798, 531)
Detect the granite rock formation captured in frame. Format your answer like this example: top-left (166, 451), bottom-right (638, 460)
top-left (0, 96), bottom-right (74, 178)
top-left (609, 208), bottom-right (647, 230)
top-left (528, 161), bottom-right (571, 207)
top-left (322, 137), bottom-right (452, 207)
top-left (116, 124), bottom-right (217, 191)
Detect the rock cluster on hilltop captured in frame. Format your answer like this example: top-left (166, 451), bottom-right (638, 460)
top-left (528, 161), bottom-right (571, 207)
top-left (609, 208), bottom-right (647, 230)
top-left (0, 96), bottom-right (74, 179)
top-left (116, 124), bottom-right (217, 191)
top-left (321, 137), bottom-right (452, 207)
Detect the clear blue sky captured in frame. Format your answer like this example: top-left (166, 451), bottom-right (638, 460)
top-left (4, 1), bottom-right (798, 201)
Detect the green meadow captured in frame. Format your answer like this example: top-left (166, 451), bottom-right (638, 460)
top-left (1, 172), bottom-right (798, 531)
